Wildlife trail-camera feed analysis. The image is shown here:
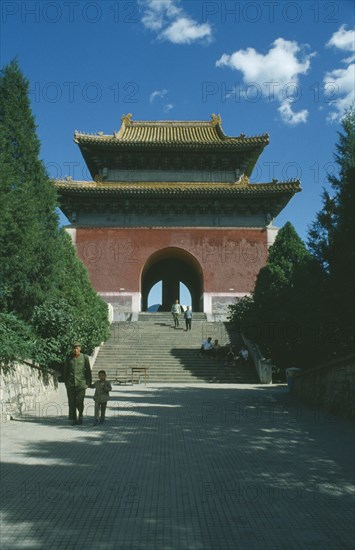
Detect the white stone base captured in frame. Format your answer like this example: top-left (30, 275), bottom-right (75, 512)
top-left (99, 292), bottom-right (141, 321)
top-left (204, 292), bottom-right (251, 321)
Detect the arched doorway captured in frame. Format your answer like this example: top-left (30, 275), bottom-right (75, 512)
top-left (141, 247), bottom-right (203, 312)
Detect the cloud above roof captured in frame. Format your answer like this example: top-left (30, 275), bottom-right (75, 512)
top-left (149, 88), bottom-right (174, 113)
top-left (149, 89), bottom-right (168, 103)
top-left (140, 0), bottom-right (212, 45)
top-left (216, 38), bottom-right (316, 126)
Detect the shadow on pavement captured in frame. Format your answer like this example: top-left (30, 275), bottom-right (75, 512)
top-left (1, 384), bottom-right (354, 549)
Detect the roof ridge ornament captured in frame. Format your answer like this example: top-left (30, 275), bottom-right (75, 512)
top-left (233, 174), bottom-right (249, 186)
top-left (121, 113), bottom-right (133, 125)
top-left (115, 113), bottom-right (133, 139)
top-left (211, 113), bottom-right (222, 126)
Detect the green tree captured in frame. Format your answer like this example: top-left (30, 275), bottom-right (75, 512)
top-left (253, 222), bottom-right (310, 310)
top-left (308, 106), bottom-right (355, 349)
top-left (0, 60), bottom-right (109, 368)
top-left (0, 312), bottom-right (35, 367)
top-left (227, 295), bottom-right (254, 332)
top-left (244, 223), bottom-right (317, 369)
top-left (31, 230), bottom-right (109, 371)
top-left (0, 59), bottom-right (60, 318)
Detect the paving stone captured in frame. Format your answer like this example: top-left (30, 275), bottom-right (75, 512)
top-left (0, 383), bottom-right (354, 549)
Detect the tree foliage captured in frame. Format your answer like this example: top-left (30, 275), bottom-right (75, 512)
top-left (229, 108), bottom-right (354, 371)
top-left (228, 222), bottom-right (325, 370)
top-left (251, 223), bottom-right (315, 368)
top-left (308, 106), bottom-right (355, 349)
top-left (0, 60), bottom-right (109, 368)
top-left (0, 60), bottom-right (60, 317)
top-left (31, 230), bottom-right (109, 371)
top-left (0, 313), bottom-right (35, 367)
top-left (227, 295), bottom-right (254, 331)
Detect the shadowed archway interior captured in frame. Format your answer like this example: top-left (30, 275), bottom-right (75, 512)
top-left (141, 247), bottom-right (203, 312)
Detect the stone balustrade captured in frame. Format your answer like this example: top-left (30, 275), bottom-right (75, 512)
top-left (242, 335), bottom-right (273, 384)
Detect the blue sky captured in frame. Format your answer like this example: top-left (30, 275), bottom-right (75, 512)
top-left (1, 1), bottom-right (354, 304)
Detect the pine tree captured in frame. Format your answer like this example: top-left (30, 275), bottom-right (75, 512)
top-left (0, 60), bottom-right (109, 365)
top-left (249, 222), bottom-right (318, 369)
top-left (308, 106), bottom-right (355, 349)
top-left (253, 222), bottom-right (310, 307)
top-left (328, 107), bottom-right (355, 346)
top-left (0, 60), bottom-right (60, 318)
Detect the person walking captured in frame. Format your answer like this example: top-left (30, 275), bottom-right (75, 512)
top-left (63, 342), bottom-right (92, 425)
top-left (92, 370), bottom-right (112, 424)
top-left (184, 306), bottom-right (192, 331)
top-left (171, 299), bottom-right (181, 328)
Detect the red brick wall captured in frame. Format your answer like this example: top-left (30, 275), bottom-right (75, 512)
top-left (75, 227), bottom-right (268, 293)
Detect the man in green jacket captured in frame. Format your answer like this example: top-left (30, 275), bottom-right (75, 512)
top-left (63, 342), bottom-right (92, 425)
top-left (171, 299), bottom-right (181, 328)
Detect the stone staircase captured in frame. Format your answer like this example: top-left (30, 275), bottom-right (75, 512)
top-left (92, 313), bottom-right (260, 384)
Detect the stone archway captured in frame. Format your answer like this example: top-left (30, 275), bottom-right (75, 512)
top-left (141, 247), bottom-right (204, 312)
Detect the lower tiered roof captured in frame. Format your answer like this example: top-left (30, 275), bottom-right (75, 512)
top-left (55, 178), bottom-right (301, 220)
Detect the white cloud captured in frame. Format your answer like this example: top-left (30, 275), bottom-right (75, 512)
top-left (150, 89), bottom-right (168, 103)
top-left (324, 63), bottom-right (355, 122)
top-left (278, 102), bottom-right (309, 126)
top-left (324, 25), bottom-right (355, 121)
top-left (216, 38), bottom-right (315, 125)
top-left (161, 17), bottom-right (212, 45)
top-left (149, 89), bottom-right (174, 112)
top-left (140, 0), bottom-right (212, 45)
top-left (326, 25), bottom-right (355, 53)
top-left (163, 103), bottom-right (174, 112)
top-left (141, 0), bottom-right (181, 31)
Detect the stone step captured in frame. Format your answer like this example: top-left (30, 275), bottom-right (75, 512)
top-left (138, 312), bottom-right (207, 322)
top-left (93, 319), bottom-right (258, 384)
top-left (97, 369), bottom-right (257, 382)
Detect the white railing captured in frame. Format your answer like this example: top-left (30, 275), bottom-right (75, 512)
top-left (242, 335), bottom-right (273, 384)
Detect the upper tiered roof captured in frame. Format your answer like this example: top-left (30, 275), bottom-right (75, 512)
top-left (74, 113), bottom-right (269, 148)
top-left (74, 114), bottom-right (270, 180)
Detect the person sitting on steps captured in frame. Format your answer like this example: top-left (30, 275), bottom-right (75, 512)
top-left (225, 346), bottom-right (237, 368)
top-left (212, 339), bottom-right (222, 360)
top-left (200, 337), bottom-right (213, 356)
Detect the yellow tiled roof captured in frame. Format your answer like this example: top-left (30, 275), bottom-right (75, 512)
top-left (74, 114), bottom-right (269, 147)
top-left (55, 179), bottom-right (301, 196)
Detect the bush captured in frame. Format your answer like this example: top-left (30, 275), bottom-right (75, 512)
top-left (0, 312), bottom-right (35, 367)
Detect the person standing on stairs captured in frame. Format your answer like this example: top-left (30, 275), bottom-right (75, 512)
top-left (171, 299), bottom-right (182, 328)
top-left (184, 306), bottom-right (192, 331)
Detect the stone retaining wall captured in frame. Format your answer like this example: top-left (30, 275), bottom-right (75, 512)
top-left (0, 362), bottom-right (59, 422)
top-left (293, 354), bottom-right (355, 419)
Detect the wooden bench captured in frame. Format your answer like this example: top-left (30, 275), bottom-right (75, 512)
top-left (131, 367), bottom-right (149, 385)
